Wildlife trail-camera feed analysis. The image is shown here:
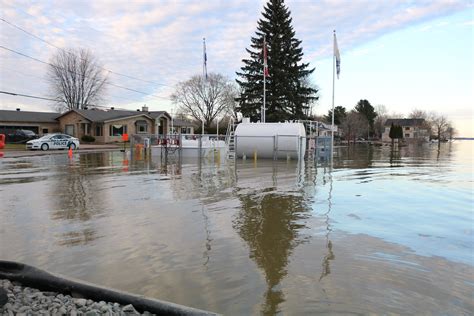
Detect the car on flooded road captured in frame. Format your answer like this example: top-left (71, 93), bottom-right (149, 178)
top-left (7, 129), bottom-right (38, 143)
top-left (26, 133), bottom-right (80, 151)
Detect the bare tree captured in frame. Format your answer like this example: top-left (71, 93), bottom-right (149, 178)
top-left (431, 113), bottom-right (450, 142)
top-left (171, 73), bottom-right (234, 132)
top-left (409, 108), bottom-right (432, 135)
top-left (374, 104), bottom-right (388, 139)
top-left (223, 82), bottom-right (240, 122)
top-left (48, 48), bottom-right (108, 111)
top-left (409, 108), bottom-right (428, 119)
top-left (340, 111), bottom-right (368, 145)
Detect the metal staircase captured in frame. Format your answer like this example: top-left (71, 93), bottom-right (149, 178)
top-left (225, 118), bottom-right (236, 159)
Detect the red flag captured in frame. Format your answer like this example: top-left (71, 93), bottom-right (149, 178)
top-left (263, 37), bottom-right (269, 77)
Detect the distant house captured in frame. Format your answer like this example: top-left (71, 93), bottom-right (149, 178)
top-left (172, 118), bottom-right (196, 134)
top-left (0, 109), bottom-right (60, 136)
top-left (56, 106), bottom-right (171, 142)
top-left (316, 122), bottom-right (338, 137)
top-left (0, 106), bottom-right (172, 143)
top-left (382, 118), bottom-right (429, 142)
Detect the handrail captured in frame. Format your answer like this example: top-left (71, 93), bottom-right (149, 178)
top-left (225, 117), bottom-right (235, 147)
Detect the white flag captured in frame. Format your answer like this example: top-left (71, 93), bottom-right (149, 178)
top-left (334, 33), bottom-right (341, 79)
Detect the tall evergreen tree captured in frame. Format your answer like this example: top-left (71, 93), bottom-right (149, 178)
top-left (355, 99), bottom-right (377, 130)
top-left (236, 0), bottom-right (318, 122)
top-left (324, 106), bottom-right (346, 125)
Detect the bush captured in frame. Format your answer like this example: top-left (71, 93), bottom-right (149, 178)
top-left (81, 135), bottom-right (96, 143)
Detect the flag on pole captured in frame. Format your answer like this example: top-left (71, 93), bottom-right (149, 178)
top-left (334, 33), bottom-right (340, 79)
top-left (263, 37), bottom-right (269, 77)
top-left (203, 38), bottom-right (208, 80)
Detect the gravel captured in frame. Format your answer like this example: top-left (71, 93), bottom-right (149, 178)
top-left (0, 279), bottom-right (155, 315)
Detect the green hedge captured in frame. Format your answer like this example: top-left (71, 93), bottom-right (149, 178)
top-left (81, 135), bottom-right (96, 143)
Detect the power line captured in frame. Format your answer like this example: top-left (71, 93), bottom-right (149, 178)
top-left (0, 17), bottom-right (171, 87)
top-left (1, 4), bottom-right (201, 79)
top-left (0, 45), bottom-right (171, 100)
top-left (0, 63), bottom-right (155, 104)
top-left (0, 90), bottom-right (130, 111)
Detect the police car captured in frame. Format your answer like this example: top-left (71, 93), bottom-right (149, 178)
top-left (26, 133), bottom-right (80, 151)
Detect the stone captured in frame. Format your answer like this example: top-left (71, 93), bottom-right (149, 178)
top-left (122, 304), bottom-right (138, 313)
top-left (17, 306), bottom-right (30, 313)
top-left (0, 288), bottom-right (8, 307)
top-left (73, 298), bottom-right (87, 307)
top-left (100, 304), bottom-right (110, 313)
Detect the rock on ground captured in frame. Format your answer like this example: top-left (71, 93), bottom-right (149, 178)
top-left (0, 279), bottom-right (155, 315)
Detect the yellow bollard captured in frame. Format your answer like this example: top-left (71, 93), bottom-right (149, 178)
top-left (253, 150), bottom-right (257, 161)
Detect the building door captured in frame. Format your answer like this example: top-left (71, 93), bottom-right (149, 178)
top-left (65, 124), bottom-right (74, 136)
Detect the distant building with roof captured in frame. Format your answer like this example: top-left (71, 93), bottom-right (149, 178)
top-left (0, 109), bottom-right (60, 136)
top-left (172, 118), bottom-right (196, 134)
top-left (382, 118), bottom-right (429, 142)
top-left (0, 106), bottom-right (172, 143)
top-left (56, 106), bottom-right (171, 143)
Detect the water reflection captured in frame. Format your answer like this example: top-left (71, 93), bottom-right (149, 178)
top-left (0, 142), bottom-right (472, 315)
top-left (319, 168), bottom-right (334, 281)
top-left (233, 162), bottom-right (313, 314)
top-left (50, 154), bottom-right (107, 246)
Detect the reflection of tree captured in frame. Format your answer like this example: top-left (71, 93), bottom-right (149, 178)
top-left (389, 147), bottom-right (401, 167)
top-left (233, 191), bottom-right (309, 315)
top-left (50, 154), bottom-right (106, 246)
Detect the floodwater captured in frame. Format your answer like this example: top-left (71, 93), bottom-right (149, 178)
top-left (0, 141), bottom-right (473, 315)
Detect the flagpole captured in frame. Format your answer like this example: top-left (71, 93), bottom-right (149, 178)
top-left (331, 30), bottom-right (336, 165)
top-left (263, 35), bottom-right (266, 123)
top-left (202, 37), bottom-right (207, 135)
top-left (202, 38), bottom-right (207, 80)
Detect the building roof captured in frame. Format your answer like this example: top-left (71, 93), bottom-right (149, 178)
top-left (0, 108), bottom-right (171, 124)
top-left (57, 109), bottom-right (166, 123)
top-left (384, 118), bottom-right (425, 127)
top-left (148, 111), bottom-right (171, 120)
top-left (173, 118), bottom-right (196, 127)
top-left (0, 110), bottom-right (60, 123)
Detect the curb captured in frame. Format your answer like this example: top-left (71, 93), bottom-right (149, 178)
top-left (0, 261), bottom-right (218, 315)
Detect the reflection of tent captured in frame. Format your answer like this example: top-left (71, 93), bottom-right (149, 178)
top-left (233, 191), bottom-right (309, 314)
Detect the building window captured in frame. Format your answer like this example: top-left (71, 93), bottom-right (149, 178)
top-left (136, 120), bottom-right (148, 133)
top-left (405, 133), bottom-right (410, 138)
top-left (65, 124), bottom-right (74, 136)
top-left (42, 128), bottom-right (48, 134)
top-left (110, 124), bottom-right (127, 136)
top-left (405, 127), bottom-right (410, 131)
top-left (95, 125), bottom-right (103, 136)
top-left (181, 127), bottom-right (187, 134)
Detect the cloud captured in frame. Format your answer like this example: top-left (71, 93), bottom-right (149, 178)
top-left (0, 0), bottom-right (470, 113)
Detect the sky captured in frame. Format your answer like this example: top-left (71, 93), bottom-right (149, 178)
top-left (0, 0), bottom-right (473, 136)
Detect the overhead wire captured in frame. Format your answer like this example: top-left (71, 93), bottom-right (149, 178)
top-left (0, 63), bottom-right (154, 105)
top-left (0, 5), bottom-right (201, 80)
top-left (0, 90), bottom-right (132, 111)
top-left (0, 45), bottom-right (171, 101)
top-left (0, 17), bottom-right (172, 87)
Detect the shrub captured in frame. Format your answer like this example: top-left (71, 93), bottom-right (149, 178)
top-left (81, 135), bottom-right (96, 143)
